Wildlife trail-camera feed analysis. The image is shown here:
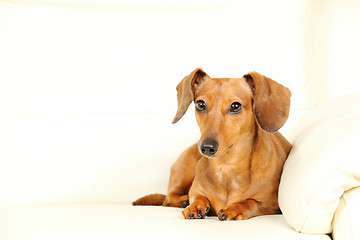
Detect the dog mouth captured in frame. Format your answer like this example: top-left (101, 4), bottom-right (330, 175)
top-left (226, 144), bottom-right (234, 153)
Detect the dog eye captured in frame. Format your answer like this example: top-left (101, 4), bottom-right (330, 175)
top-left (229, 102), bottom-right (242, 113)
top-left (195, 100), bottom-right (206, 112)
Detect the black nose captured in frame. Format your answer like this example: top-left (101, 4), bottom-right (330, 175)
top-left (200, 139), bottom-right (219, 156)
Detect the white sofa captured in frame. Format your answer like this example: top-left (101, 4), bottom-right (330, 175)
top-left (1, 92), bottom-right (360, 240)
top-left (1, 1), bottom-right (360, 240)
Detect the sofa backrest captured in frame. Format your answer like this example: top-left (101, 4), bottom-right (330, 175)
top-left (0, 0), bottom-right (338, 206)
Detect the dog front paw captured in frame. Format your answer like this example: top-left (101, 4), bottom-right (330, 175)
top-left (218, 207), bottom-right (245, 221)
top-left (182, 203), bottom-right (210, 219)
top-left (180, 198), bottom-right (189, 208)
top-left (218, 199), bottom-right (263, 220)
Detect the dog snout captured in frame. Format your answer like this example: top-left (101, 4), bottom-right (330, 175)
top-left (200, 139), bottom-right (219, 156)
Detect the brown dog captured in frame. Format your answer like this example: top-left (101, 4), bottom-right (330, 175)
top-left (133, 68), bottom-right (292, 221)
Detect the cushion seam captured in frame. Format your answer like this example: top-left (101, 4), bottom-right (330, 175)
top-left (342, 190), bottom-right (354, 240)
top-left (298, 158), bottom-right (360, 232)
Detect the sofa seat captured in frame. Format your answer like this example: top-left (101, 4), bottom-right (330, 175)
top-left (0, 204), bottom-right (331, 240)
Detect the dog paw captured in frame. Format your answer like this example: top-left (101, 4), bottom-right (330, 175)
top-left (218, 208), bottom-right (245, 221)
top-left (180, 198), bottom-right (189, 208)
top-left (163, 194), bottom-right (189, 208)
top-left (182, 204), bottom-right (210, 219)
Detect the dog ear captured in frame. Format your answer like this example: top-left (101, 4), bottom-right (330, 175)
top-left (244, 72), bottom-right (291, 132)
top-left (172, 68), bottom-right (209, 124)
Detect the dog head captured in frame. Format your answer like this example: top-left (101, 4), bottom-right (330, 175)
top-left (172, 68), bottom-right (291, 158)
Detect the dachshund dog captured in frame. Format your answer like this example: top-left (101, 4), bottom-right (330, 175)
top-left (133, 68), bottom-right (292, 221)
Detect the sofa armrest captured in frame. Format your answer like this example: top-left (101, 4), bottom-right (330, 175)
top-left (279, 92), bottom-right (360, 235)
top-left (332, 186), bottom-right (360, 240)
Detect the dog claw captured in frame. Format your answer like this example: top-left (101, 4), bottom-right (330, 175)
top-left (182, 198), bottom-right (210, 220)
top-left (184, 207), bottom-right (208, 219)
top-left (218, 210), bottom-right (228, 221)
top-left (217, 206), bottom-right (245, 221)
top-left (196, 210), bottom-right (206, 219)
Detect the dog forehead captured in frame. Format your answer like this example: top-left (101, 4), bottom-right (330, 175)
top-left (196, 77), bottom-right (252, 101)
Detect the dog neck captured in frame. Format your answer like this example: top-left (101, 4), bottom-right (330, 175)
top-left (210, 127), bottom-right (258, 168)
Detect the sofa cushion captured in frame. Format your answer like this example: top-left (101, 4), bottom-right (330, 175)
top-left (0, 0), bottom-right (313, 117)
top-left (0, 204), bottom-right (331, 240)
top-left (333, 186), bottom-right (360, 240)
top-left (279, 92), bottom-right (360, 234)
top-left (0, 112), bottom-right (199, 206)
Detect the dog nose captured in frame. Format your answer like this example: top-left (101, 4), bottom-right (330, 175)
top-left (200, 139), bottom-right (219, 156)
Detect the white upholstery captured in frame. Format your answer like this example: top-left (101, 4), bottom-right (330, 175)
top-left (279, 92), bottom-right (360, 235)
top-left (0, 0), bottom-right (313, 116)
top-left (333, 187), bottom-right (360, 240)
top-left (0, 205), bottom-right (331, 240)
top-left (0, 0), bottom-right (310, 208)
top-left (1, 1), bottom-right (360, 239)
top-left (0, 111), bottom-right (200, 206)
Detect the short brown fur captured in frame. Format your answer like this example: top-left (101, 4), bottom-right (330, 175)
top-left (133, 68), bottom-right (292, 221)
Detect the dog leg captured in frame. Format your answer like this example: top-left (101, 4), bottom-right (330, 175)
top-left (217, 199), bottom-right (264, 221)
top-left (182, 195), bottom-right (210, 219)
top-left (163, 193), bottom-right (189, 208)
top-left (163, 144), bottom-right (201, 208)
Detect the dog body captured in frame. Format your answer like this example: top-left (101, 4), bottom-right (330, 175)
top-left (133, 69), bottom-right (292, 221)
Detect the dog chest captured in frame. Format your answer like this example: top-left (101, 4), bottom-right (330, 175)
top-left (197, 160), bottom-right (251, 204)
